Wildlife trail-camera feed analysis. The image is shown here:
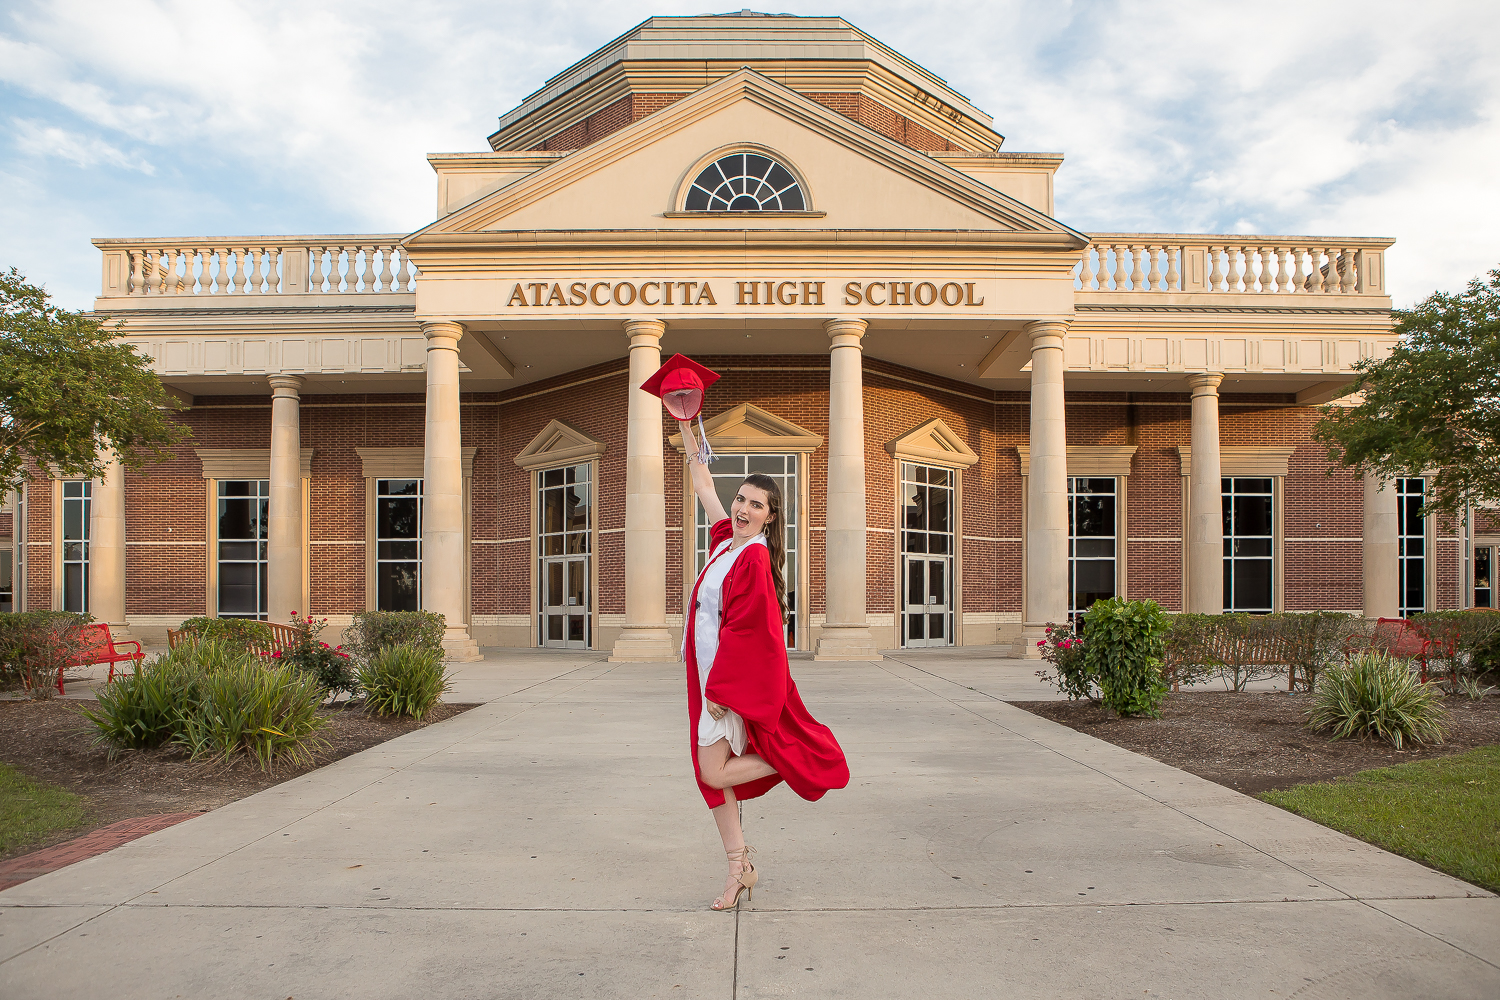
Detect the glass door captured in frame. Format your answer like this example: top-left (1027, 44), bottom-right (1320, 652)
top-left (538, 464), bottom-right (591, 649)
top-left (900, 463), bottom-right (954, 647)
top-left (694, 454), bottom-right (798, 647)
top-left (1068, 477), bottom-right (1117, 622)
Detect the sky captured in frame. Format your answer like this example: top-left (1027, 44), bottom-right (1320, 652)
top-left (2, 0), bottom-right (1496, 311)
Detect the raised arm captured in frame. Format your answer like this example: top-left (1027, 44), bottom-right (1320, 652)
top-left (678, 418), bottom-right (728, 524)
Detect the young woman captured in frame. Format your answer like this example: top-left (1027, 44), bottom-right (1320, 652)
top-left (678, 417), bottom-right (850, 912)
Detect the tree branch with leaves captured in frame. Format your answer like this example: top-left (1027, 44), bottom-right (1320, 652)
top-left (1314, 267), bottom-right (1500, 519)
top-left (0, 267), bottom-right (189, 495)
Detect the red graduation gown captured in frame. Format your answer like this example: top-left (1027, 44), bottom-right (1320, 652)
top-left (686, 518), bottom-right (850, 809)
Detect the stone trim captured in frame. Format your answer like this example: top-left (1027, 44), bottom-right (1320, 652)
top-left (1015, 445), bottom-right (1137, 478)
top-left (668, 402), bottom-right (823, 453)
top-left (512, 420), bottom-right (607, 471)
top-left (357, 447), bottom-right (478, 479)
top-left (1176, 446), bottom-right (1294, 478)
top-left (195, 448), bottom-right (314, 480)
top-left (886, 418), bottom-right (979, 469)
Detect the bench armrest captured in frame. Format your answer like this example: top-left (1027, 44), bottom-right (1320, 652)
top-left (111, 640), bottom-right (144, 657)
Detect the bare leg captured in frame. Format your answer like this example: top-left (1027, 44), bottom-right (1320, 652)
top-left (697, 738), bottom-right (777, 790)
top-left (709, 786), bottom-right (753, 909)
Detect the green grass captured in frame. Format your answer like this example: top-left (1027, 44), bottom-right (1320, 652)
top-left (0, 762), bottom-right (91, 856)
top-left (1259, 746), bottom-right (1500, 892)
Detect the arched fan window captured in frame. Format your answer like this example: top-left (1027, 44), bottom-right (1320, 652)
top-left (683, 152), bottom-right (806, 212)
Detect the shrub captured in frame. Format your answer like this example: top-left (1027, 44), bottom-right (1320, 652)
top-left (1162, 613), bottom-right (1219, 690)
top-left (1307, 652), bottom-right (1449, 749)
top-left (1035, 623), bottom-right (1095, 700)
top-left (358, 644), bottom-right (451, 719)
top-left (1081, 597), bottom-right (1170, 717)
top-left (343, 611), bottom-right (447, 661)
top-left (1279, 611), bottom-right (1361, 693)
top-left (79, 638), bottom-right (331, 770)
top-left (1412, 610), bottom-right (1500, 685)
top-left (174, 616), bottom-right (273, 650)
top-left (174, 661), bottom-right (330, 769)
top-left (274, 613), bottom-right (357, 701)
top-left (0, 611), bottom-right (94, 696)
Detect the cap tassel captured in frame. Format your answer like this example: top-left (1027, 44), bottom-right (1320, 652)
top-left (696, 412), bottom-right (715, 465)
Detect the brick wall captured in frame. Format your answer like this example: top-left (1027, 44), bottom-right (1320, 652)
top-left (18, 359), bottom-right (1474, 640)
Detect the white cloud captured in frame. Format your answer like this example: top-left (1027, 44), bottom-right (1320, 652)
top-left (9, 118), bottom-right (155, 173)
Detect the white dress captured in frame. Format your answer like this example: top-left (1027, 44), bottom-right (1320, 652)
top-left (692, 533), bottom-right (766, 756)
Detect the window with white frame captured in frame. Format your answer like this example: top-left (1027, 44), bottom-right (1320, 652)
top-left (217, 480), bottom-right (268, 619)
top-left (1068, 477), bottom-right (1118, 621)
top-left (1222, 477), bottom-right (1274, 613)
top-left (537, 463), bottom-right (592, 648)
top-left (60, 481), bottom-right (90, 613)
top-left (376, 479), bottom-right (422, 612)
top-left (1398, 478), bottom-right (1426, 617)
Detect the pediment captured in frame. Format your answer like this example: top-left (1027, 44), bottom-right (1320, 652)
top-left (886, 419), bottom-right (979, 469)
top-left (410, 69), bottom-right (1084, 242)
top-left (669, 403), bottom-right (822, 453)
top-left (513, 419), bottom-right (607, 471)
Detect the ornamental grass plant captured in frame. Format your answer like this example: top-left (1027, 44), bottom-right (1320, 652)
top-left (1306, 651), bottom-right (1449, 749)
top-left (358, 644), bottom-right (451, 719)
top-left (79, 638), bottom-right (330, 770)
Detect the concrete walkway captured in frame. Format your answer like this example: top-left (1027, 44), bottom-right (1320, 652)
top-left (1, 649), bottom-right (1495, 999)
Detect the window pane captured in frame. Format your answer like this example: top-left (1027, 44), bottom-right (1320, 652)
top-left (907, 560), bottom-right (923, 608)
top-left (928, 488), bottom-right (949, 534)
top-left (218, 564), bottom-right (260, 614)
top-left (748, 455), bottom-right (784, 475)
top-left (378, 498), bottom-right (419, 539)
top-left (378, 540), bottom-right (419, 560)
top-left (377, 564), bottom-right (419, 612)
top-left (904, 532), bottom-right (927, 554)
top-left (1232, 538), bottom-right (1273, 557)
top-left (62, 499), bottom-right (85, 540)
top-left (1075, 538), bottom-right (1115, 558)
top-left (1233, 496), bottom-right (1273, 537)
top-left (547, 562), bottom-right (563, 606)
top-left (218, 541), bottom-right (259, 561)
top-left (543, 468), bottom-right (564, 487)
top-left (379, 479), bottom-right (419, 496)
top-left (928, 561), bottom-right (945, 605)
top-left (1074, 496), bottom-right (1113, 537)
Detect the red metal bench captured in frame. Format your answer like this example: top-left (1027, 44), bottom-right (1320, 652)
top-left (1364, 617), bottom-right (1434, 680)
top-left (57, 623), bottom-right (144, 694)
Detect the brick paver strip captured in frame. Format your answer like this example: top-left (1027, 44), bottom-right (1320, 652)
top-left (0, 813), bottom-right (201, 891)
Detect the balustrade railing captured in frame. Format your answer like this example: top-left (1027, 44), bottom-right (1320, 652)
top-left (93, 237), bottom-right (417, 297)
top-left (1075, 236), bottom-right (1389, 295)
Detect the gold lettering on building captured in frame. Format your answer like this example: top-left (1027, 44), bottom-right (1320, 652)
top-left (504, 279), bottom-right (984, 307)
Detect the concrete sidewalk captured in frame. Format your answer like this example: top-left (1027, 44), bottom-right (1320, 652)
top-left (1, 649), bottom-right (1495, 999)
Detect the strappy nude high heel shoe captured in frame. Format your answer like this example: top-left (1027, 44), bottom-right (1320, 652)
top-left (711, 845), bottom-right (758, 911)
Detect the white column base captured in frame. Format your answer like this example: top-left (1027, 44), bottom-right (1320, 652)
top-left (608, 625), bottom-right (678, 663)
top-left (440, 626), bottom-right (482, 663)
top-left (101, 621), bottom-right (135, 642)
top-left (1011, 623), bottom-right (1050, 659)
top-left (813, 625), bottom-right (882, 661)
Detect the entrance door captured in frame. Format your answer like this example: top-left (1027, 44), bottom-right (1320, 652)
top-left (537, 463), bottom-right (592, 649)
top-left (541, 555), bottom-right (589, 648)
top-left (902, 555), bottom-right (951, 647)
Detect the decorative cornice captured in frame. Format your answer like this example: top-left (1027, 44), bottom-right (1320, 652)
top-left (1016, 445), bottom-right (1137, 478)
top-left (513, 421), bottom-right (607, 472)
top-left (887, 418), bottom-right (979, 469)
top-left (1176, 446), bottom-right (1295, 478)
top-left (668, 402), bottom-right (822, 453)
top-left (357, 447), bottom-right (478, 479)
top-left (196, 448), bottom-right (315, 479)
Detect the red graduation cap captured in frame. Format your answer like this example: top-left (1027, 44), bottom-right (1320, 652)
top-left (640, 353), bottom-right (720, 421)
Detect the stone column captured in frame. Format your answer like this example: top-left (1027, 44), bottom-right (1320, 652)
top-left (1363, 471), bottom-right (1399, 619)
top-left (1014, 320), bottom-right (1070, 658)
top-left (815, 317), bottom-right (880, 661)
top-left (266, 374), bottom-right (304, 625)
top-left (88, 451), bottom-right (129, 637)
top-left (609, 319), bottom-right (677, 662)
top-left (420, 322), bottom-right (481, 661)
top-left (1187, 373), bottom-right (1225, 614)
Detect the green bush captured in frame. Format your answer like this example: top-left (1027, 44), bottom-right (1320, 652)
top-left (1162, 613), bottom-right (1219, 690)
top-left (343, 611), bottom-right (447, 661)
top-left (275, 614), bottom-right (358, 701)
top-left (1307, 651), bottom-right (1449, 749)
top-left (0, 611), bottom-right (94, 695)
top-left (1278, 611), bottom-right (1361, 692)
top-left (1412, 610), bottom-right (1500, 684)
top-left (175, 616), bottom-right (273, 649)
top-left (173, 661), bottom-right (330, 769)
top-left (1035, 622), bottom-right (1094, 700)
top-left (79, 638), bottom-right (330, 770)
top-left (1081, 597), bottom-right (1170, 717)
top-left (358, 644), bottom-right (451, 719)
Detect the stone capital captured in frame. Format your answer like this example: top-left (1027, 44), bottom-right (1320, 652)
top-left (1187, 372), bottom-right (1224, 396)
top-left (422, 320), bottom-right (466, 348)
top-left (1023, 319), bottom-right (1070, 349)
top-left (824, 317), bottom-right (868, 351)
top-left (267, 373), bottom-right (303, 397)
top-left (622, 318), bottom-right (667, 348)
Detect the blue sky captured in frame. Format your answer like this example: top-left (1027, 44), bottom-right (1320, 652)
top-left (2, 0), bottom-right (1496, 310)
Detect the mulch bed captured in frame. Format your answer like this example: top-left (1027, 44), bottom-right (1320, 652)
top-left (1012, 692), bottom-right (1500, 794)
top-left (0, 698), bottom-right (477, 864)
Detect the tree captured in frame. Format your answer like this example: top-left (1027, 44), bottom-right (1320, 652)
top-left (1314, 267), bottom-right (1500, 519)
top-left (0, 267), bottom-right (188, 495)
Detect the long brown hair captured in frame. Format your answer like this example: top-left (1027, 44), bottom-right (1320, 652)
top-left (741, 473), bottom-right (788, 623)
